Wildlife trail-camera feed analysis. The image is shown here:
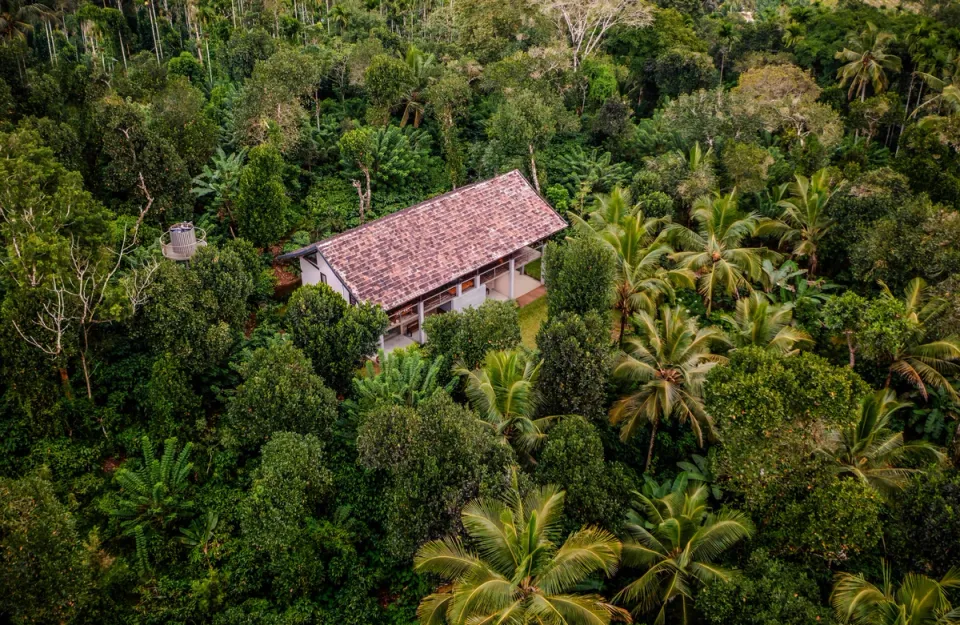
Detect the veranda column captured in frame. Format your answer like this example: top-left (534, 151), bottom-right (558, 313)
top-left (417, 300), bottom-right (425, 344)
top-left (509, 257), bottom-right (516, 299)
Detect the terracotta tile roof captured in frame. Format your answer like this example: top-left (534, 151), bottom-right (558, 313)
top-left (282, 170), bottom-right (566, 311)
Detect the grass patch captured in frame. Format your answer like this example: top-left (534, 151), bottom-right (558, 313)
top-left (524, 259), bottom-right (541, 281)
top-left (518, 296), bottom-right (548, 349)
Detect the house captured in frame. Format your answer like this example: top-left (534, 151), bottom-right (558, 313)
top-left (278, 170), bottom-right (567, 351)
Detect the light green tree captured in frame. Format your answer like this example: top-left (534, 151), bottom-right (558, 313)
top-left (486, 88), bottom-right (578, 192)
top-left (457, 349), bottom-right (553, 459)
top-left (831, 564), bottom-right (960, 625)
top-left (760, 168), bottom-right (841, 276)
top-left (720, 292), bottom-right (812, 354)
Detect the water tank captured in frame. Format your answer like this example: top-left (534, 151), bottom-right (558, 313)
top-left (160, 222), bottom-right (207, 261)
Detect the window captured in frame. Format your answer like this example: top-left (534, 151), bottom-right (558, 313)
top-left (319, 272), bottom-right (328, 285)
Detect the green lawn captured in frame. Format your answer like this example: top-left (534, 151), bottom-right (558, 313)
top-left (518, 296), bottom-right (547, 349)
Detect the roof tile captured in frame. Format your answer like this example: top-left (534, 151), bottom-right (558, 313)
top-left (298, 170), bottom-right (566, 310)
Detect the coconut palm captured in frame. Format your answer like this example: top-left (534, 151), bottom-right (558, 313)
top-left (881, 278), bottom-right (960, 400)
top-left (610, 238), bottom-right (695, 346)
top-left (818, 389), bottom-right (944, 495)
top-left (572, 190), bottom-right (694, 344)
top-left (616, 484), bottom-right (754, 625)
top-left (399, 45), bottom-right (437, 128)
top-left (457, 350), bottom-right (554, 456)
top-left (760, 168), bottom-right (840, 276)
top-left (414, 478), bottom-right (629, 625)
top-left (835, 22), bottom-right (903, 102)
top-left (610, 306), bottom-right (729, 471)
top-left (831, 563), bottom-right (960, 625)
top-left (720, 291), bottom-right (813, 354)
top-left (668, 190), bottom-right (772, 314)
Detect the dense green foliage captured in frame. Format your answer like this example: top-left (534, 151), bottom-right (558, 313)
top-left (4, 0), bottom-right (960, 622)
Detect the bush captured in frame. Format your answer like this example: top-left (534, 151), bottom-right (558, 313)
top-left (534, 416), bottom-right (635, 533)
top-left (706, 348), bottom-right (875, 563)
top-left (886, 470), bottom-right (960, 577)
top-left (356, 394), bottom-right (512, 557)
top-left (225, 342), bottom-right (338, 449)
top-left (286, 284), bottom-right (388, 393)
top-left (535, 311), bottom-right (612, 422)
top-left (240, 432), bottom-right (333, 595)
top-left (544, 236), bottom-right (616, 318)
top-left (696, 548), bottom-right (836, 625)
top-left (0, 474), bottom-right (92, 624)
top-left (235, 144), bottom-right (289, 246)
top-left (423, 299), bottom-right (521, 374)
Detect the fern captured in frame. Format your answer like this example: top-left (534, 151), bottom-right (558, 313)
top-left (112, 436), bottom-right (195, 535)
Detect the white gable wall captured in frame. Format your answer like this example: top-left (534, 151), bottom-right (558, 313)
top-left (299, 254), bottom-right (350, 302)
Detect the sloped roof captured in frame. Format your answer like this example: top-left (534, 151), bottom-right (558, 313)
top-left (281, 170), bottom-right (566, 311)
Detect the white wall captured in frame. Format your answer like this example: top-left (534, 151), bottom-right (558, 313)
top-left (299, 254), bottom-right (350, 301)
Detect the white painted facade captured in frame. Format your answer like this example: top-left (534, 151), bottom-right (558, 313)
top-left (299, 253), bottom-right (350, 301)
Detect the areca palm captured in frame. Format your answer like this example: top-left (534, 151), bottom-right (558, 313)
top-left (668, 191), bottom-right (771, 313)
top-left (835, 22), bottom-right (903, 102)
top-left (610, 306), bottom-right (729, 471)
top-left (818, 389), bottom-right (944, 495)
top-left (831, 563), bottom-right (960, 625)
top-left (414, 479), bottom-right (629, 625)
top-left (881, 278), bottom-right (960, 400)
top-left (760, 168), bottom-right (839, 276)
top-left (616, 484), bottom-right (754, 625)
top-left (457, 350), bottom-right (554, 456)
top-left (720, 292), bottom-right (812, 354)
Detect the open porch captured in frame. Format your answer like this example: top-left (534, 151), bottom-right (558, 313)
top-left (378, 244), bottom-right (547, 352)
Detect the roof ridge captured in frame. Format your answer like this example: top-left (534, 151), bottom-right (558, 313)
top-left (280, 170), bottom-right (525, 259)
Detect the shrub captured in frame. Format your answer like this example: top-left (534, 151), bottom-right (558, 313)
top-left (544, 236), bottom-right (616, 318)
top-left (286, 284), bottom-right (389, 393)
top-left (423, 299), bottom-right (521, 374)
top-left (535, 311), bottom-right (612, 422)
top-left (225, 342), bottom-right (338, 449)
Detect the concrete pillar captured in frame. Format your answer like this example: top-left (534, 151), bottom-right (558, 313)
top-left (417, 300), bottom-right (425, 344)
top-left (509, 258), bottom-right (516, 299)
top-left (456, 282), bottom-right (462, 296)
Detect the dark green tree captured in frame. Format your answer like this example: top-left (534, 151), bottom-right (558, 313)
top-left (535, 311), bottom-right (612, 423)
top-left (226, 342), bottom-right (338, 449)
top-left (235, 144), bottom-right (289, 246)
top-left (286, 284), bottom-right (388, 393)
top-left (545, 236), bottom-right (617, 318)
